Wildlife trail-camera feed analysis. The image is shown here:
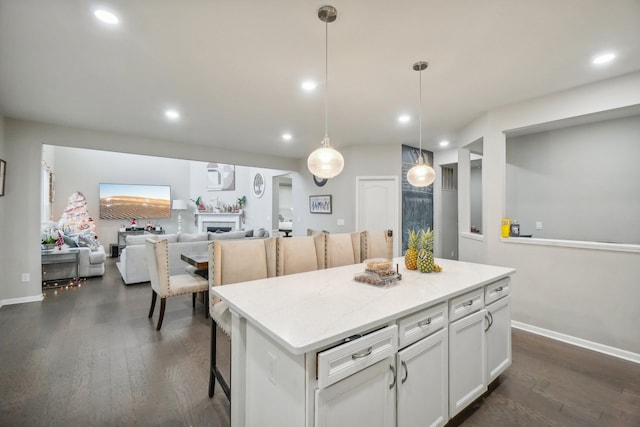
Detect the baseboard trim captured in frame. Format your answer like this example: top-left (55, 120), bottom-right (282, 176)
top-left (512, 320), bottom-right (640, 364)
top-left (0, 294), bottom-right (45, 308)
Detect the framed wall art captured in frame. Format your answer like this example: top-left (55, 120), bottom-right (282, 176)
top-left (0, 159), bottom-right (6, 196)
top-left (309, 195), bottom-right (332, 214)
top-left (253, 173), bottom-right (265, 198)
top-left (207, 162), bottom-right (235, 191)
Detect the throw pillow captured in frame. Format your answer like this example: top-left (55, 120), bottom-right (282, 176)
top-left (77, 234), bottom-right (99, 251)
top-left (63, 233), bottom-right (79, 247)
top-left (244, 229), bottom-right (254, 237)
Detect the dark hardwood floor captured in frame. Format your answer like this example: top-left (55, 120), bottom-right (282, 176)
top-left (0, 258), bottom-right (638, 426)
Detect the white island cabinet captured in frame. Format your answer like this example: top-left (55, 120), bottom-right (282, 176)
top-left (212, 258), bottom-right (515, 427)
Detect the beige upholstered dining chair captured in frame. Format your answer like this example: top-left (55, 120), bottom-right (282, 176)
top-left (325, 232), bottom-right (361, 268)
top-left (208, 237), bottom-right (277, 400)
top-left (361, 229), bottom-right (394, 261)
top-left (145, 238), bottom-right (209, 331)
top-left (276, 235), bottom-right (325, 276)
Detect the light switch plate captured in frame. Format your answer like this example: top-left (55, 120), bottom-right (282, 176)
top-left (536, 221), bottom-right (543, 230)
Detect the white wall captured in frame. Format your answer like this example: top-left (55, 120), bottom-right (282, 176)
top-left (51, 146), bottom-right (192, 246)
top-left (433, 148), bottom-right (459, 259)
top-left (291, 144), bottom-right (403, 239)
top-left (456, 71), bottom-right (640, 354)
top-left (0, 116), bottom-right (5, 305)
top-left (51, 148), bottom-right (290, 246)
top-left (469, 163), bottom-right (483, 233)
top-left (506, 114), bottom-right (640, 243)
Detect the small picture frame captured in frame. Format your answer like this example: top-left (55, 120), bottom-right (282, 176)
top-left (0, 159), bottom-right (6, 197)
top-left (309, 195), bottom-right (332, 214)
top-left (252, 173), bottom-right (265, 198)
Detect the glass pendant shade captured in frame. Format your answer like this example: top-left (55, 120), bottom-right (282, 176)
top-left (407, 156), bottom-right (436, 187)
top-left (307, 5), bottom-right (344, 180)
top-left (407, 60), bottom-right (436, 188)
top-left (307, 137), bottom-right (344, 179)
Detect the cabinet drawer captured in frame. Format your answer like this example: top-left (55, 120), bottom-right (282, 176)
top-left (449, 288), bottom-right (484, 322)
top-left (484, 277), bottom-right (510, 305)
top-left (397, 302), bottom-right (448, 349)
top-left (317, 324), bottom-right (397, 388)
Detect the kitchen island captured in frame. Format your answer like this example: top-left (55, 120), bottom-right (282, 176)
top-left (212, 257), bottom-right (515, 427)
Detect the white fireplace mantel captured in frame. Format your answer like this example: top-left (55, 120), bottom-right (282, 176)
top-left (195, 212), bottom-right (242, 232)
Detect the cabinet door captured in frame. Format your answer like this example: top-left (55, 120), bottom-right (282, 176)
top-left (449, 309), bottom-right (487, 417)
top-left (486, 295), bottom-right (511, 383)
top-left (397, 328), bottom-right (448, 427)
top-left (315, 357), bottom-right (396, 427)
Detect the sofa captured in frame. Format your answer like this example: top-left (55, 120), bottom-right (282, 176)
top-left (117, 229), bottom-right (267, 284)
top-left (42, 245), bottom-right (107, 281)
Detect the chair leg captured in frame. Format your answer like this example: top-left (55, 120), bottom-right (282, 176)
top-left (208, 319), bottom-right (231, 401)
top-left (192, 292), bottom-right (196, 309)
top-left (156, 298), bottom-right (166, 331)
top-left (208, 318), bottom-right (217, 397)
top-left (205, 291), bottom-right (209, 319)
top-left (148, 289), bottom-right (157, 318)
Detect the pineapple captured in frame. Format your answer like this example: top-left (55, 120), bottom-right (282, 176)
top-left (417, 228), bottom-right (434, 273)
top-left (404, 230), bottom-right (419, 270)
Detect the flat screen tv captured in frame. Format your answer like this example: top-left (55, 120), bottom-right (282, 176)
top-left (99, 183), bottom-right (171, 220)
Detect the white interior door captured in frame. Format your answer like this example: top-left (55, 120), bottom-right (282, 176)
top-left (356, 176), bottom-right (400, 257)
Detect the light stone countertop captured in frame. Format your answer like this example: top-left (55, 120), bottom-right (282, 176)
top-left (212, 257), bottom-right (515, 355)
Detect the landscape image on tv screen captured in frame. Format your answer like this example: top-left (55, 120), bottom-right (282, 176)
top-left (99, 183), bottom-right (171, 220)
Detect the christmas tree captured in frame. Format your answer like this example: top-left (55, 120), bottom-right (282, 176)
top-left (58, 192), bottom-right (96, 237)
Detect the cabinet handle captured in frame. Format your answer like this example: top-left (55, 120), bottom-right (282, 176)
top-left (389, 365), bottom-right (396, 389)
top-left (351, 346), bottom-right (373, 360)
top-left (484, 311), bottom-right (494, 332)
top-left (417, 317), bottom-right (432, 327)
top-left (463, 299), bottom-right (474, 307)
top-left (401, 360), bottom-right (408, 384)
top-left (495, 286), bottom-right (503, 292)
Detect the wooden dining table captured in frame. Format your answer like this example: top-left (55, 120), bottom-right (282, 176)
top-left (181, 252), bottom-right (209, 281)
top-left (181, 252), bottom-right (208, 270)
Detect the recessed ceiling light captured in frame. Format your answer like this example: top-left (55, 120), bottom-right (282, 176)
top-left (592, 52), bottom-right (616, 65)
top-left (439, 140), bottom-right (450, 147)
top-left (94, 9), bottom-right (120, 25)
top-left (164, 109), bottom-right (180, 121)
top-left (301, 80), bottom-right (317, 91)
top-left (398, 115), bottom-right (411, 123)
top-left (282, 133), bottom-right (292, 141)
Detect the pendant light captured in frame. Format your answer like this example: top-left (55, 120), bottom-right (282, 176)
top-left (406, 61), bottom-right (436, 187)
top-left (307, 5), bottom-right (344, 179)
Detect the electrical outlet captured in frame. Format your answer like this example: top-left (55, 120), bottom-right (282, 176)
top-left (21, 273), bottom-right (30, 282)
top-left (337, 219), bottom-right (345, 226)
top-left (536, 221), bottom-right (543, 230)
top-left (267, 352), bottom-right (277, 385)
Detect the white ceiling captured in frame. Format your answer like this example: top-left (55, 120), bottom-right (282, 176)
top-left (1, 0), bottom-right (639, 160)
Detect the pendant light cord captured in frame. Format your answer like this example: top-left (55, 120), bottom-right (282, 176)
top-left (418, 66), bottom-right (423, 153)
top-left (324, 18), bottom-right (329, 141)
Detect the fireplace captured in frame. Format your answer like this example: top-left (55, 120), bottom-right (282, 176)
top-left (207, 226), bottom-right (232, 233)
top-left (195, 212), bottom-right (241, 233)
